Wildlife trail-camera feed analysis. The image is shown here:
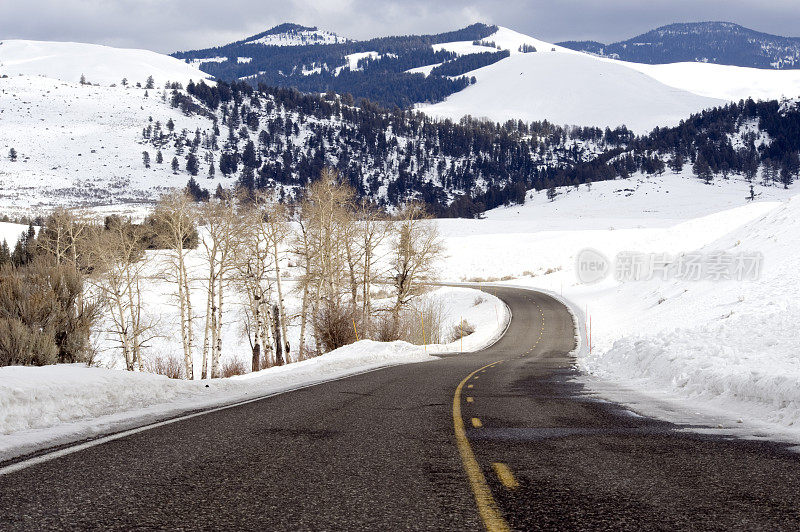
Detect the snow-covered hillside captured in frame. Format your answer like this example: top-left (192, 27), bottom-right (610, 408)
top-left (437, 172), bottom-right (800, 441)
top-left (420, 51), bottom-right (725, 133)
top-left (418, 26), bottom-right (800, 132)
top-left (0, 40), bottom-right (212, 87)
top-left (0, 75), bottom-right (223, 213)
top-left (243, 25), bottom-right (347, 47)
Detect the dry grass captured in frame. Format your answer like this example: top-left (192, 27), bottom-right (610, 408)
top-left (222, 357), bottom-right (247, 378)
top-left (449, 320), bottom-right (476, 342)
top-left (374, 297), bottom-right (447, 345)
top-left (295, 343), bottom-right (321, 362)
top-left (145, 353), bottom-right (184, 379)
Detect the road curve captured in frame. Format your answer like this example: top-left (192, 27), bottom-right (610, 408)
top-left (2, 287), bottom-right (800, 530)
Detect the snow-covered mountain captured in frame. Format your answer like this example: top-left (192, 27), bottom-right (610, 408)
top-left (559, 22), bottom-right (800, 70)
top-left (174, 23), bottom-right (800, 132)
top-left (417, 26), bottom-right (800, 132)
top-left (418, 43), bottom-right (724, 133)
top-left (0, 40), bottom-right (212, 87)
top-left (239, 23), bottom-right (348, 47)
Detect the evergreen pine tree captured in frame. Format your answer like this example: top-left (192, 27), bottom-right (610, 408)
top-left (156, 150), bottom-right (163, 164)
top-left (142, 151), bottom-right (151, 169)
top-left (0, 239), bottom-right (10, 266)
top-left (693, 154), bottom-right (713, 184)
top-left (186, 153), bottom-right (199, 176)
top-left (171, 157), bottom-right (180, 174)
top-left (9, 148), bottom-right (17, 162)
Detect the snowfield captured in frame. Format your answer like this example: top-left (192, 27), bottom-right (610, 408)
top-left (437, 171), bottom-right (800, 442)
top-left (0, 40), bottom-right (212, 87)
top-left (420, 51), bottom-right (725, 134)
top-left (0, 287), bottom-right (509, 461)
top-left (0, 75), bottom-right (222, 214)
top-left (419, 26), bottom-right (800, 132)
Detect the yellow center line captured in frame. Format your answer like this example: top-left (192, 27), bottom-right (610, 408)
top-left (453, 361), bottom-right (510, 532)
top-left (471, 417), bottom-right (483, 428)
top-left (492, 463), bottom-right (520, 490)
top-left (466, 397), bottom-right (474, 403)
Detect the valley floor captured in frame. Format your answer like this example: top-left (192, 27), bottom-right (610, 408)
top-left (2, 171), bottom-right (800, 460)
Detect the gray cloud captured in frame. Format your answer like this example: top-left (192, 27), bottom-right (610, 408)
top-left (0, 0), bottom-right (798, 54)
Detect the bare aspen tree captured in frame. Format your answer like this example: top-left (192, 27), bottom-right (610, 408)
top-left (198, 197), bottom-right (243, 378)
top-left (293, 213), bottom-right (316, 360)
top-left (357, 201), bottom-right (392, 332)
top-left (294, 169), bottom-right (357, 354)
top-left (153, 192), bottom-right (198, 380)
top-left (263, 199), bottom-right (291, 362)
top-left (390, 202), bottom-right (444, 321)
top-left (89, 217), bottom-right (153, 371)
top-left (38, 207), bottom-right (92, 269)
top-left (235, 199), bottom-right (276, 371)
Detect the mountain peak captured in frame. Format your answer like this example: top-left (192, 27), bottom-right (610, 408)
top-left (558, 21), bottom-right (800, 69)
top-left (238, 23), bottom-right (349, 47)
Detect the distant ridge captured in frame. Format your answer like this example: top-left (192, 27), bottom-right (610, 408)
top-left (558, 21), bottom-right (800, 69)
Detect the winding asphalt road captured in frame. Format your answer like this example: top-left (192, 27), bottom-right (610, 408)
top-left (2, 287), bottom-right (800, 530)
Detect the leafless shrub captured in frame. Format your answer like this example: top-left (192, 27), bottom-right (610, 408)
top-left (374, 297), bottom-right (446, 345)
top-left (146, 353), bottom-right (184, 379)
top-left (294, 343), bottom-right (320, 362)
top-left (313, 300), bottom-right (360, 352)
top-left (222, 357), bottom-right (247, 378)
top-left (473, 296), bottom-right (486, 306)
top-left (449, 320), bottom-right (476, 342)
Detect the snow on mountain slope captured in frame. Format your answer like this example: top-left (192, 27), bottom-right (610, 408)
top-left (0, 75), bottom-right (222, 213)
top-left (0, 40), bottom-right (212, 86)
top-left (434, 26), bottom-right (578, 57)
top-left (421, 25), bottom-right (800, 131)
top-left (619, 60), bottom-right (800, 102)
top-left (419, 51), bottom-right (725, 133)
top-left (243, 26), bottom-right (347, 47)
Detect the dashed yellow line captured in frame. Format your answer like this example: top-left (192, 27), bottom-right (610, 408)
top-left (492, 463), bottom-right (520, 490)
top-left (453, 361), bottom-right (510, 532)
top-left (471, 417), bottom-right (483, 428)
top-left (466, 397), bottom-right (474, 403)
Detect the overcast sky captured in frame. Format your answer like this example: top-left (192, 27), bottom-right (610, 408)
top-left (1, 0), bottom-right (798, 53)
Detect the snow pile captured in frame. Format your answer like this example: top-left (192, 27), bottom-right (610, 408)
top-left (0, 287), bottom-right (508, 460)
top-left (620, 60), bottom-right (800, 102)
top-left (578, 196), bottom-right (800, 432)
top-left (0, 40), bottom-right (212, 87)
top-left (436, 173), bottom-right (800, 439)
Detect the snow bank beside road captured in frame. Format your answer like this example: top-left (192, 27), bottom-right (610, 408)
top-left (437, 179), bottom-right (800, 441)
top-left (0, 287), bottom-right (508, 462)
